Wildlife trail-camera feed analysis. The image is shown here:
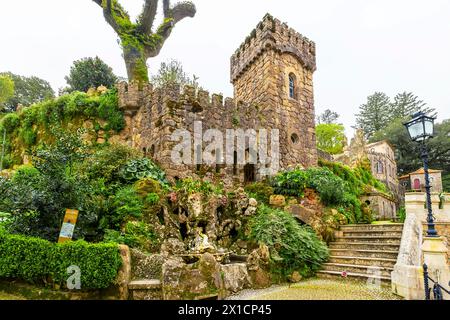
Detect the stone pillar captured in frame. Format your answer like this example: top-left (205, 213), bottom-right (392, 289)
top-left (391, 192), bottom-right (450, 300)
top-left (391, 194), bottom-right (424, 300)
top-left (422, 236), bottom-right (450, 300)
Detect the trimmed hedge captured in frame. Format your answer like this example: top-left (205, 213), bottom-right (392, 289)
top-left (0, 228), bottom-right (122, 290)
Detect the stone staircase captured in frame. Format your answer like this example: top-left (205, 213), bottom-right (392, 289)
top-left (318, 224), bottom-right (404, 283)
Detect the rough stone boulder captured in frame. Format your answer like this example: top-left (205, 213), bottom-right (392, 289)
top-left (220, 263), bottom-right (251, 293)
top-left (161, 238), bottom-right (185, 257)
top-left (130, 249), bottom-right (164, 280)
top-left (162, 253), bottom-right (222, 300)
top-left (247, 244), bottom-right (272, 289)
top-left (287, 204), bottom-right (316, 225)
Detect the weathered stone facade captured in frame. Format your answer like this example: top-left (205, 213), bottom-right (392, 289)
top-left (333, 131), bottom-right (400, 219)
top-left (366, 140), bottom-right (399, 197)
top-left (114, 14), bottom-right (318, 183)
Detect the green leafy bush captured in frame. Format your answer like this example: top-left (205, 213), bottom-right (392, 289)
top-left (271, 169), bottom-right (308, 197)
top-left (104, 221), bottom-right (159, 252)
top-left (0, 113), bottom-right (20, 133)
top-left (305, 167), bottom-right (346, 205)
top-left (0, 228), bottom-right (122, 289)
top-left (146, 193), bottom-right (160, 205)
top-left (100, 186), bottom-right (144, 230)
top-left (397, 206), bottom-right (406, 223)
top-left (244, 182), bottom-right (274, 204)
top-left (175, 177), bottom-right (223, 197)
top-left (248, 205), bottom-right (329, 280)
top-left (119, 158), bottom-right (168, 186)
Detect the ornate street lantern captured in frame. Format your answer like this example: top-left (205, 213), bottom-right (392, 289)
top-left (403, 112), bottom-right (435, 142)
top-left (403, 112), bottom-right (438, 237)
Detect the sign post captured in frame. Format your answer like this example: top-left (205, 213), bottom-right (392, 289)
top-left (58, 209), bottom-right (79, 243)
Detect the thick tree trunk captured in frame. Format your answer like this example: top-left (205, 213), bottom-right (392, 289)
top-left (123, 46), bottom-right (149, 83)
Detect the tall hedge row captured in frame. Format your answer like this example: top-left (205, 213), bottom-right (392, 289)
top-left (0, 228), bottom-right (122, 289)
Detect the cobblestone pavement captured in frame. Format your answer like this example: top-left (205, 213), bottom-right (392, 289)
top-left (227, 278), bottom-right (402, 300)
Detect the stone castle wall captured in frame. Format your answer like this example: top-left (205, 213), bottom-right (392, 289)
top-left (230, 14), bottom-right (317, 169)
top-left (114, 14), bottom-right (319, 182)
top-left (116, 82), bottom-right (281, 183)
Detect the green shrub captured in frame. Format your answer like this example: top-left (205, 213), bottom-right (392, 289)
top-left (244, 182), bottom-right (274, 204)
top-left (271, 169), bottom-right (308, 197)
top-left (0, 228), bottom-right (122, 289)
top-left (305, 167), bottom-right (346, 205)
top-left (146, 193), bottom-right (160, 205)
top-left (12, 165), bottom-right (40, 183)
top-left (175, 177), bottom-right (223, 197)
top-left (100, 186), bottom-right (144, 230)
top-left (104, 221), bottom-right (158, 252)
top-left (0, 113), bottom-right (20, 133)
top-left (248, 205), bottom-right (329, 280)
top-left (397, 206), bottom-right (406, 223)
top-left (119, 158), bottom-right (168, 186)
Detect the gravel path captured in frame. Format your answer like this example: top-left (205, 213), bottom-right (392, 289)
top-left (227, 278), bottom-right (402, 300)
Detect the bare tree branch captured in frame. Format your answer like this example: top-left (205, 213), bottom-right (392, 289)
top-left (170, 1), bottom-right (196, 24)
top-left (140, 0), bottom-right (159, 34)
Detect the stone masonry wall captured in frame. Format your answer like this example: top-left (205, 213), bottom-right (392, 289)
top-left (114, 14), bottom-right (319, 182)
top-left (230, 14), bottom-right (318, 169)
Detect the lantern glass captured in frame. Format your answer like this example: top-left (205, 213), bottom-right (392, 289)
top-left (408, 120), bottom-right (425, 141)
top-left (424, 118), bottom-right (434, 136)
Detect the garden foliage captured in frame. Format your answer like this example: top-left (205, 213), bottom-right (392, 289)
top-left (248, 205), bottom-right (329, 280)
top-left (0, 227), bottom-right (122, 289)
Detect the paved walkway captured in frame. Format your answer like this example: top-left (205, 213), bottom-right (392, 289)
top-left (227, 278), bottom-right (402, 300)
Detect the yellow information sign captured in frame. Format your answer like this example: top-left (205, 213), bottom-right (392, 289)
top-left (58, 209), bottom-right (79, 243)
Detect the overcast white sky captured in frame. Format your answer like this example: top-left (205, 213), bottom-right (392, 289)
top-left (1, 0), bottom-right (449, 136)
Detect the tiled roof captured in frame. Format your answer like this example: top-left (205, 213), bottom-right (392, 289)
top-left (399, 168), bottom-right (442, 179)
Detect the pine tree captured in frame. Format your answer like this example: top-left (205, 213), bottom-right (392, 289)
top-left (390, 92), bottom-right (436, 120)
top-left (355, 92), bottom-right (391, 138)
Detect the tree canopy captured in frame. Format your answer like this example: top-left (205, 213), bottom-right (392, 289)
top-left (0, 72), bottom-right (54, 112)
top-left (0, 75), bottom-right (15, 111)
top-left (317, 109), bottom-right (340, 124)
top-left (151, 59), bottom-right (200, 88)
top-left (64, 57), bottom-right (118, 93)
top-left (93, 0), bottom-right (196, 83)
top-left (356, 91), bottom-right (436, 138)
top-left (316, 123), bottom-right (347, 155)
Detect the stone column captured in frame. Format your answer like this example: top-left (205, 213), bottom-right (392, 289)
top-left (391, 192), bottom-right (450, 300)
top-left (422, 236), bottom-right (450, 300)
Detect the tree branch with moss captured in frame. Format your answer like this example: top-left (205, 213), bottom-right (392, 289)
top-left (92, 0), bottom-right (196, 83)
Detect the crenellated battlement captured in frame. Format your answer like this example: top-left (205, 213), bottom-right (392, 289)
top-left (230, 13), bottom-right (316, 83)
top-left (115, 14), bottom-right (318, 179)
top-left (117, 81), bottom-right (153, 113)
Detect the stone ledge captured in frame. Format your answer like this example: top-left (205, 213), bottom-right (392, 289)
top-left (128, 280), bottom-right (162, 290)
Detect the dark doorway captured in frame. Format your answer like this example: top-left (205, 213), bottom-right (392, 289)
top-left (244, 163), bottom-right (256, 183)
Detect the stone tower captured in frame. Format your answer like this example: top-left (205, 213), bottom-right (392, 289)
top-left (230, 14), bottom-right (318, 169)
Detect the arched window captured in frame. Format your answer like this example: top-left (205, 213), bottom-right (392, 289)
top-left (376, 161), bottom-right (384, 174)
top-left (289, 73), bottom-right (296, 99)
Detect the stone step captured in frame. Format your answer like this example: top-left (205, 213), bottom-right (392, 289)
top-left (329, 242), bottom-right (400, 251)
top-left (322, 263), bottom-right (393, 278)
top-left (340, 224), bottom-right (404, 232)
top-left (317, 270), bottom-right (391, 283)
top-left (128, 279), bottom-right (161, 290)
top-left (329, 249), bottom-right (399, 260)
top-left (328, 256), bottom-right (397, 268)
top-left (342, 230), bottom-right (403, 237)
top-left (128, 279), bottom-right (163, 300)
top-left (334, 236), bottom-right (401, 244)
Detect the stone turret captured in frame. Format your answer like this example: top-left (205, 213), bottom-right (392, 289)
top-left (230, 13), bottom-right (318, 169)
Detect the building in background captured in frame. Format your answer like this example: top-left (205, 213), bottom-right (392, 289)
top-left (399, 168), bottom-right (443, 193)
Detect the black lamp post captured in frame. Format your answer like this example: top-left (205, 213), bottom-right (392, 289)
top-left (403, 112), bottom-right (438, 237)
